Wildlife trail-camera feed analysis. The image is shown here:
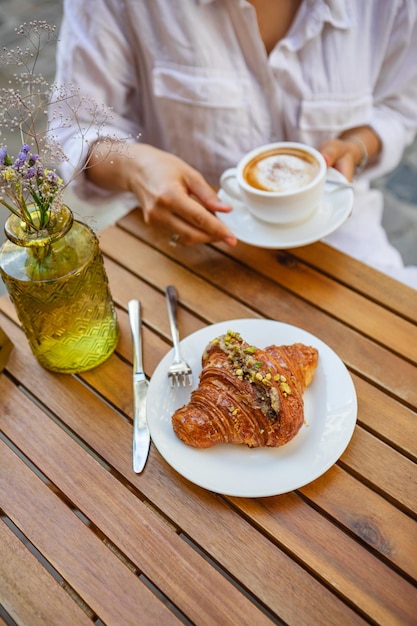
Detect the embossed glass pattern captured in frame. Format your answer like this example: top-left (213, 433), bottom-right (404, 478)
top-left (0, 206), bottom-right (119, 373)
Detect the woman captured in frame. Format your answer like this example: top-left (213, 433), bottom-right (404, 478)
top-left (53, 0), bottom-right (417, 287)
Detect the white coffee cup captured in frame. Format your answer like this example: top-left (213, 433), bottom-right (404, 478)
top-left (220, 142), bottom-right (327, 224)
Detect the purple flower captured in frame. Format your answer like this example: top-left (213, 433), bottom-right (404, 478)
top-left (14, 144), bottom-right (31, 169)
top-left (45, 170), bottom-right (59, 184)
top-left (29, 153), bottom-right (39, 165)
top-left (35, 163), bottom-right (44, 178)
top-left (25, 166), bottom-right (36, 180)
top-left (0, 147), bottom-right (7, 164)
top-left (13, 159), bottom-right (23, 169)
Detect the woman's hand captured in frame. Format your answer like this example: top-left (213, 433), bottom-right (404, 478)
top-left (319, 126), bottom-right (381, 181)
top-left (87, 142), bottom-right (237, 247)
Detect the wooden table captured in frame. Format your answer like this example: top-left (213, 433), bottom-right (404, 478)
top-left (1, 208), bottom-right (416, 625)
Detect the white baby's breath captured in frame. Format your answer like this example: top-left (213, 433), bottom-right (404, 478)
top-left (0, 21), bottom-right (125, 231)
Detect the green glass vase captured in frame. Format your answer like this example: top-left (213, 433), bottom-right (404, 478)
top-left (0, 205), bottom-right (119, 373)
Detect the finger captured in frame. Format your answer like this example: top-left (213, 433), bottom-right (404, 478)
top-left (318, 139), bottom-right (347, 167)
top-left (159, 209), bottom-right (236, 247)
top-left (333, 155), bottom-right (355, 181)
top-left (185, 171), bottom-right (233, 214)
top-left (165, 216), bottom-right (221, 247)
top-left (319, 140), bottom-right (355, 181)
top-left (178, 200), bottom-right (238, 246)
top-left (148, 193), bottom-right (237, 246)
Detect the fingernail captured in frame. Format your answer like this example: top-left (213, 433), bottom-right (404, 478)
top-left (224, 236), bottom-right (237, 246)
top-left (217, 200), bottom-right (233, 210)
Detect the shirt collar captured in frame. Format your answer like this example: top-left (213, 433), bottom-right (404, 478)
top-left (280, 0), bottom-right (353, 52)
top-left (194, 0), bottom-right (353, 41)
top-left (311, 0), bottom-right (352, 29)
top-left (196, 0), bottom-right (350, 15)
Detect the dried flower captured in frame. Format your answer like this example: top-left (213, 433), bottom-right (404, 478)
top-left (0, 21), bottom-right (124, 231)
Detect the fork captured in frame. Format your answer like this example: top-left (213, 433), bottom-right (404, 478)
top-left (165, 285), bottom-right (193, 387)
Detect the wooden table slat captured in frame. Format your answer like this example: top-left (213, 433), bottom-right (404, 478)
top-left (285, 240), bottom-right (417, 322)
top-left (0, 442), bottom-right (182, 626)
top-left (352, 374), bottom-right (417, 463)
top-left (0, 520), bottom-right (93, 626)
top-left (299, 464), bottom-right (417, 581)
top-left (339, 427), bottom-right (417, 515)
top-left (227, 493), bottom-right (417, 625)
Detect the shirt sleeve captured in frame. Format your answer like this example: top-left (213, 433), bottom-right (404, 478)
top-left (50, 0), bottom-right (140, 202)
top-left (366, 0), bottom-right (417, 179)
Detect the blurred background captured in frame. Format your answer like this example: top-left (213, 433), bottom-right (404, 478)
top-left (1, 0), bottom-right (417, 296)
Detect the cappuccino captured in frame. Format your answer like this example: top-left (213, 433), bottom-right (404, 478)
top-left (220, 142), bottom-right (327, 224)
top-left (243, 148), bottom-right (320, 193)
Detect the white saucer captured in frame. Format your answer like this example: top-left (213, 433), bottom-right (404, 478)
top-left (217, 169), bottom-right (353, 249)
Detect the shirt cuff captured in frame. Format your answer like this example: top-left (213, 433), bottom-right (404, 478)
top-left (362, 110), bottom-right (414, 180)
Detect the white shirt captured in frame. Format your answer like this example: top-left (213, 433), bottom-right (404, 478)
top-left (54, 0), bottom-right (417, 286)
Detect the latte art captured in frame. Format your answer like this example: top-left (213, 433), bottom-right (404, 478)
top-left (244, 150), bottom-right (320, 193)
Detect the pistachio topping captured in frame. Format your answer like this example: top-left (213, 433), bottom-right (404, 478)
top-left (211, 330), bottom-right (292, 420)
top-left (280, 381), bottom-right (291, 396)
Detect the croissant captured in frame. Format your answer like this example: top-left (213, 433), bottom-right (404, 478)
top-left (172, 330), bottom-right (318, 448)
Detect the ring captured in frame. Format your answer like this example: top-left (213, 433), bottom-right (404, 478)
top-left (169, 233), bottom-right (180, 247)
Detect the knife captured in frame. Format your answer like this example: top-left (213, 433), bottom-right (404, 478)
top-left (128, 299), bottom-right (150, 473)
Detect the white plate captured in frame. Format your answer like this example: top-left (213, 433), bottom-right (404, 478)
top-left (147, 319), bottom-right (357, 497)
top-left (216, 169), bottom-right (353, 249)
